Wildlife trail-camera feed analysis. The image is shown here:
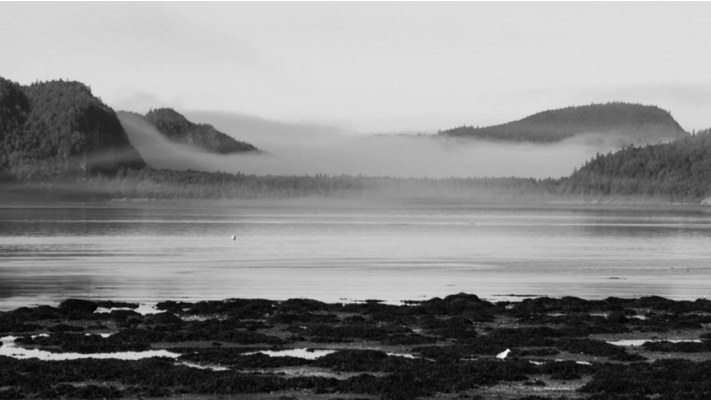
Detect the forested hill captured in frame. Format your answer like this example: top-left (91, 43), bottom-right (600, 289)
top-left (560, 129), bottom-right (711, 199)
top-left (439, 103), bottom-right (688, 144)
top-left (144, 108), bottom-right (260, 154)
top-left (0, 77), bottom-right (145, 181)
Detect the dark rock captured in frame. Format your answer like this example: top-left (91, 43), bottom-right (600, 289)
top-left (0, 388), bottom-right (24, 399)
top-left (180, 350), bottom-right (308, 368)
top-left (556, 338), bottom-right (645, 361)
top-left (48, 324), bottom-right (85, 333)
top-left (0, 322), bottom-right (42, 334)
top-left (95, 300), bottom-right (139, 310)
top-left (58, 299), bottom-right (98, 313)
top-left (605, 311), bottom-right (629, 324)
top-left (146, 312), bottom-right (183, 325)
top-left (109, 309), bottom-right (143, 322)
top-left (642, 340), bottom-right (711, 353)
top-left (519, 348), bottom-right (559, 357)
top-left (269, 312), bottom-right (339, 324)
top-left (10, 305), bottom-right (64, 321)
top-left (280, 298), bottom-right (330, 312)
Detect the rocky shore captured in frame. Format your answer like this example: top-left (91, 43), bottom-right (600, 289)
top-left (2, 294), bottom-right (711, 399)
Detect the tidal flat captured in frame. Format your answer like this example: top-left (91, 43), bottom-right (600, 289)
top-left (3, 294), bottom-right (711, 399)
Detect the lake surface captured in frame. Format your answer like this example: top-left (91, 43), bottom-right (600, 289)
top-left (2, 202), bottom-right (711, 311)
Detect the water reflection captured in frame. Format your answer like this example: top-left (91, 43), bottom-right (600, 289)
top-left (2, 205), bottom-right (711, 310)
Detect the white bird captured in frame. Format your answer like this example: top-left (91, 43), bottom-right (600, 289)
top-left (496, 349), bottom-right (511, 361)
top-left (230, 235), bottom-right (236, 240)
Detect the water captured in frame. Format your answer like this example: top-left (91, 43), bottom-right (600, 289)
top-left (2, 202), bottom-right (711, 311)
top-left (250, 349), bottom-right (336, 359)
top-left (0, 335), bottom-right (180, 360)
top-left (607, 339), bottom-right (702, 347)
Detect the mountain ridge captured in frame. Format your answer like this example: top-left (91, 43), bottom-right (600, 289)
top-left (439, 102), bottom-right (688, 144)
top-left (143, 108), bottom-right (260, 154)
top-left (0, 76), bottom-right (145, 181)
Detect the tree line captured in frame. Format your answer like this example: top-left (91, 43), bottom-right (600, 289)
top-left (0, 76), bottom-right (144, 181)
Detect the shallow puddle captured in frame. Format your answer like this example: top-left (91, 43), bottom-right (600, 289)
top-left (248, 348), bottom-right (418, 360)
top-left (387, 352), bottom-right (417, 359)
top-left (529, 360), bottom-right (592, 366)
top-left (0, 335), bottom-right (180, 361)
top-left (607, 339), bottom-right (702, 346)
top-left (177, 361), bottom-right (229, 371)
top-left (248, 348), bottom-right (336, 359)
top-left (95, 304), bottom-right (161, 315)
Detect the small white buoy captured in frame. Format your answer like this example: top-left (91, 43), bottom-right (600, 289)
top-left (496, 349), bottom-right (510, 361)
top-left (230, 235), bottom-right (236, 240)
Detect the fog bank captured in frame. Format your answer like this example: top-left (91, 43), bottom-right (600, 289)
top-left (119, 110), bottom-right (629, 179)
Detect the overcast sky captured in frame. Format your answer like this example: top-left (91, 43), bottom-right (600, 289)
top-left (2, 2), bottom-right (711, 133)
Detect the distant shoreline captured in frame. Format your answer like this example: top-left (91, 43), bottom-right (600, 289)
top-left (1, 194), bottom-right (710, 211)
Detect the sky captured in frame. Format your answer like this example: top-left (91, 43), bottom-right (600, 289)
top-left (1, 2), bottom-right (711, 134)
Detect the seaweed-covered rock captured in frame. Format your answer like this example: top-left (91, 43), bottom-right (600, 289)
top-left (383, 333), bottom-right (437, 345)
top-left (304, 324), bottom-right (390, 342)
top-left (58, 299), bottom-right (98, 313)
top-left (0, 322), bottom-right (41, 334)
top-left (605, 311), bottom-right (629, 324)
top-left (279, 298), bottom-right (331, 313)
top-left (642, 340), bottom-right (711, 353)
top-left (108, 309), bottom-right (144, 322)
top-left (48, 324), bottom-right (85, 333)
top-left (16, 332), bottom-right (150, 353)
top-left (269, 312), bottom-right (339, 324)
top-left (180, 350), bottom-right (308, 368)
top-left (146, 312), bottom-right (183, 325)
top-left (10, 305), bottom-right (64, 321)
top-left (95, 301), bottom-right (139, 310)
top-left (38, 384), bottom-right (123, 399)
top-left (314, 350), bottom-right (391, 371)
top-left (580, 359), bottom-right (711, 397)
top-left (556, 338), bottom-right (645, 361)
top-left (156, 298), bottom-right (277, 318)
top-left (519, 348), bottom-right (559, 357)
top-left (0, 388), bottom-right (24, 399)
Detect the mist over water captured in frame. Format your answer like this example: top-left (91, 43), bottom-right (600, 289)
top-left (119, 111), bottom-right (628, 179)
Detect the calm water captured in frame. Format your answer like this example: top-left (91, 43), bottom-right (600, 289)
top-left (2, 203), bottom-right (711, 310)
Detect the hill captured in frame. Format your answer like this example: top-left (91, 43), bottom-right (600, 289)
top-left (439, 102), bottom-right (689, 144)
top-left (144, 108), bottom-right (260, 154)
top-left (560, 128), bottom-right (711, 199)
top-left (0, 76), bottom-right (145, 181)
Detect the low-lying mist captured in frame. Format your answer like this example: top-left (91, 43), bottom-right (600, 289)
top-left (118, 111), bottom-right (631, 180)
